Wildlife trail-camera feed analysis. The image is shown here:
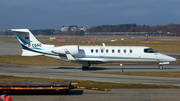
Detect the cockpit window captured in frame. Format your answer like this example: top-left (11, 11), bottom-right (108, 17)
top-left (144, 48), bottom-right (157, 53)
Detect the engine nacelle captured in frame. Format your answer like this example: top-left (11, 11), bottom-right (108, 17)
top-left (51, 45), bottom-right (79, 55)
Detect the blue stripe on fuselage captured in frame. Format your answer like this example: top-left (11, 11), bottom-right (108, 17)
top-left (74, 54), bottom-right (155, 60)
top-left (32, 47), bottom-right (53, 53)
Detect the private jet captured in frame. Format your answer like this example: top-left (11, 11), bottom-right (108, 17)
top-left (10, 29), bottom-right (177, 70)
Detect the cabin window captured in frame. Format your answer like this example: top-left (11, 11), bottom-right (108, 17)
top-left (144, 48), bottom-right (157, 53)
top-left (112, 49), bottom-right (115, 53)
top-left (118, 49), bottom-right (120, 53)
top-left (130, 49), bottom-right (132, 53)
top-left (101, 49), bottom-right (103, 53)
top-left (91, 49), bottom-right (93, 53)
top-left (96, 49), bottom-right (98, 53)
top-left (106, 49), bottom-right (109, 53)
top-left (124, 49), bottom-right (126, 53)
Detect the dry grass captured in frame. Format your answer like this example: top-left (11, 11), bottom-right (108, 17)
top-left (0, 55), bottom-right (80, 66)
top-left (1, 36), bottom-right (180, 52)
top-left (0, 75), bottom-right (179, 89)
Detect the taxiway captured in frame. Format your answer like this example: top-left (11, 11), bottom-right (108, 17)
top-left (0, 63), bottom-right (180, 86)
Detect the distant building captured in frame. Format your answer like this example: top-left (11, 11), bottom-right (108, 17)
top-left (61, 25), bottom-right (88, 32)
top-left (79, 27), bottom-right (87, 32)
top-left (61, 27), bottom-right (68, 32)
top-left (71, 27), bottom-right (78, 31)
top-left (157, 30), bottom-right (162, 33)
top-left (61, 25), bottom-right (78, 32)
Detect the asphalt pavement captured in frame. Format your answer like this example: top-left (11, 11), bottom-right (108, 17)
top-left (9, 89), bottom-right (180, 101)
top-left (0, 63), bottom-right (180, 86)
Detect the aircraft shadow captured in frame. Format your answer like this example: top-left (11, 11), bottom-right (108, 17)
top-left (85, 67), bottom-right (172, 71)
top-left (83, 67), bottom-right (108, 71)
top-left (125, 68), bottom-right (172, 69)
top-left (53, 66), bottom-right (108, 71)
top-left (56, 67), bottom-right (78, 69)
top-left (51, 65), bottom-right (174, 71)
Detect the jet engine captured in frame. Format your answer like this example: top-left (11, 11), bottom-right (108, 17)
top-left (51, 45), bottom-right (79, 55)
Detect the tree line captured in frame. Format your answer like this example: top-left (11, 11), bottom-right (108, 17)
top-left (87, 23), bottom-right (180, 35)
top-left (1, 23), bottom-right (180, 35)
top-left (1, 29), bottom-right (85, 36)
top-left (1, 29), bottom-right (55, 35)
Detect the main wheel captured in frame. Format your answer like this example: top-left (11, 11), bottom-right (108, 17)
top-left (82, 66), bottom-right (89, 70)
top-left (158, 65), bottom-right (163, 70)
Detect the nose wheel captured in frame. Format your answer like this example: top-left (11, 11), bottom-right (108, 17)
top-left (158, 65), bottom-right (163, 70)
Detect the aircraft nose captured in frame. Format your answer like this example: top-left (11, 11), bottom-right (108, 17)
top-left (170, 57), bottom-right (177, 62)
top-left (164, 55), bottom-right (176, 62)
top-left (159, 53), bottom-right (177, 62)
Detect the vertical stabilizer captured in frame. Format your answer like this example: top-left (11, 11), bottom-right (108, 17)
top-left (10, 29), bottom-right (41, 46)
top-left (10, 29), bottom-right (54, 56)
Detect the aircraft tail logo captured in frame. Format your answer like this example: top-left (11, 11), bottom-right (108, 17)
top-left (10, 29), bottom-right (54, 56)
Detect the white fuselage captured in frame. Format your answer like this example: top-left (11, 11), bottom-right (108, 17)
top-left (72, 46), bottom-right (176, 63)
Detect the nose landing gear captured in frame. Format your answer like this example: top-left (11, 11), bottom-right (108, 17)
top-left (158, 65), bottom-right (163, 70)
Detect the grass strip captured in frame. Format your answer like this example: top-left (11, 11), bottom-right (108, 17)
top-left (0, 75), bottom-right (179, 89)
top-left (1, 37), bottom-right (180, 52)
top-left (0, 55), bottom-right (79, 66)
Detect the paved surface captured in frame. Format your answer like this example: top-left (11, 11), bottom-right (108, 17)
top-left (0, 63), bottom-right (180, 86)
top-left (0, 41), bottom-right (21, 55)
top-left (9, 89), bottom-right (180, 101)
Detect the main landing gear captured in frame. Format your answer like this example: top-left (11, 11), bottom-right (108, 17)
top-left (82, 62), bottom-right (90, 70)
top-left (82, 66), bottom-right (89, 70)
top-left (158, 65), bottom-right (163, 70)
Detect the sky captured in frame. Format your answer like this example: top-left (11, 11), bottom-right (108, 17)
top-left (0, 0), bottom-right (180, 31)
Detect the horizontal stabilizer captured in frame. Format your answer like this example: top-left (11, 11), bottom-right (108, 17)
top-left (22, 49), bottom-right (42, 56)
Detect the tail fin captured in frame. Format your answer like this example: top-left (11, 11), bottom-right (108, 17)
top-left (10, 29), bottom-right (41, 46)
top-left (10, 29), bottom-right (54, 56)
